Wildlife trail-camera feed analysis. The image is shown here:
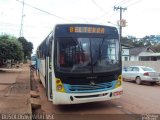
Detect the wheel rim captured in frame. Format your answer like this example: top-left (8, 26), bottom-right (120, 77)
top-left (136, 77), bottom-right (141, 84)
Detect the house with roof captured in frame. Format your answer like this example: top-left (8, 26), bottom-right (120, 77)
top-left (130, 46), bottom-right (160, 61)
top-left (121, 43), bottom-right (131, 61)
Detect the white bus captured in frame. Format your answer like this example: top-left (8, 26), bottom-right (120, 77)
top-left (36, 24), bottom-right (123, 105)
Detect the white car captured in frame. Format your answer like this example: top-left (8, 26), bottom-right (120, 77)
top-left (122, 66), bottom-right (159, 85)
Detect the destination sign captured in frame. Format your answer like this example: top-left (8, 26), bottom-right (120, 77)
top-left (69, 26), bottom-right (105, 34)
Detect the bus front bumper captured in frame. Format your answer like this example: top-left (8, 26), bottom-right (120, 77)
top-left (52, 87), bottom-right (123, 105)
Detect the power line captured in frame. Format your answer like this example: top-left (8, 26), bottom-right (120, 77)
top-left (94, 12), bottom-right (116, 23)
top-left (70, 17), bottom-right (89, 23)
top-left (96, 0), bottom-right (131, 23)
top-left (91, 12), bottom-right (113, 23)
top-left (0, 21), bottom-right (55, 30)
top-left (114, 0), bottom-right (142, 8)
top-left (125, 0), bottom-right (144, 7)
top-left (91, 0), bottom-right (109, 14)
top-left (91, 0), bottom-right (118, 22)
top-left (114, 0), bottom-right (130, 6)
top-left (118, 0), bottom-right (133, 6)
top-left (91, 0), bottom-right (128, 23)
top-left (16, 0), bottom-right (74, 22)
top-left (0, 22), bottom-right (19, 26)
top-left (91, 12), bottom-right (109, 22)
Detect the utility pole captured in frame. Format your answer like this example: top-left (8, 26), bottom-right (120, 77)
top-left (114, 6), bottom-right (127, 41)
top-left (20, 0), bottom-right (25, 37)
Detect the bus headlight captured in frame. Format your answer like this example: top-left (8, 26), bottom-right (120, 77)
top-left (115, 75), bottom-right (122, 88)
top-left (56, 78), bottom-right (65, 92)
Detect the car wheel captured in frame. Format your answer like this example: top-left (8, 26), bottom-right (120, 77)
top-left (123, 78), bottom-right (126, 81)
top-left (150, 82), bottom-right (156, 86)
top-left (136, 77), bottom-right (141, 85)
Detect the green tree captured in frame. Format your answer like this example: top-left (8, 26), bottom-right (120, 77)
top-left (18, 37), bottom-right (33, 61)
top-left (121, 36), bottom-right (152, 47)
top-left (133, 40), bottom-right (144, 47)
top-left (0, 34), bottom-right (23, 66)
top-left (121, 37), bottom-right (134, 46)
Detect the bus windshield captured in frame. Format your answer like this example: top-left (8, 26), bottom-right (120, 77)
top-left (56, 37), bottom-right (120, 73)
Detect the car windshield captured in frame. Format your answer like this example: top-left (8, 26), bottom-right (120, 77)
top-left (141, 67), bottom-right (155, 72)
top-left (56, 37), bottom-right (120, 73)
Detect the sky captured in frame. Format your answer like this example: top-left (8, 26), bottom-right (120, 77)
top-left (0, 0), bottom-right (160, 53)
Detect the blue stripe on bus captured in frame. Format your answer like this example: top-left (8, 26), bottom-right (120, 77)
top-left (63, 80), bottom-right (116, 93)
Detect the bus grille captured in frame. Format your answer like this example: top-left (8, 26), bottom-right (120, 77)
top-left (64, 81), bottom-right (114, 93)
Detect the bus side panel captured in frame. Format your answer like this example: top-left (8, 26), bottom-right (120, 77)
top-left (39, 59), bottom-right (46, 87)
top-left (46, 57), bottom-right (53, 101)
top-left (51, 37), bottom-right (57, 104)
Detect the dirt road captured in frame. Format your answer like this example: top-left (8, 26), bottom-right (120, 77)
top-left (32, 71), bottom-right (160, 120)
top-left (114, 82), bottom-right (160, 114)
top-left (0, 65), bottom-right (31, 115)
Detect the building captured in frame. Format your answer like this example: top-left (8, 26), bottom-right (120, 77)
top-left (121, 43), bottom-right (131, 61)
top-left (130, 46), bottom-right (160, 61)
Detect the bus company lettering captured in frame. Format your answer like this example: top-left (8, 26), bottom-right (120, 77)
top-left (69, 26), bottom-right (105, 33)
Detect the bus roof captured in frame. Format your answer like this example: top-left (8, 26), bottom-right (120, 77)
top-left (37, 24), bottom-right (119, 49)
top-left (54, 24), bottom-right (119, 38)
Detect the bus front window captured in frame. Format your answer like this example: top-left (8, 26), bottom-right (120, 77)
top-left (56, 37), bottom-right (120, 73)
top-left (91, 38), bottom-right (120, 72)
top-left (56, 37), bottom-right (92, 73)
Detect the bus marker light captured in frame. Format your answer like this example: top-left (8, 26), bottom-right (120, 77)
top-left (115, 75), bottom-right (122, 88)
top-left (56, 80), bottom-right (61, 84)
top-left (57, 85), bottom-right (63, 90)
top-left (56, 78), bottom-right (65, 92)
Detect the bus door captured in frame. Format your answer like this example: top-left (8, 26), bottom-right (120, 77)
top-left (46, 38), bottom-right (53, 101)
